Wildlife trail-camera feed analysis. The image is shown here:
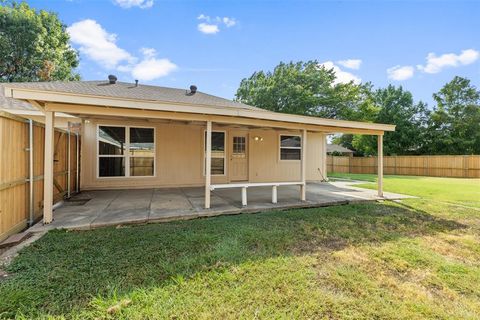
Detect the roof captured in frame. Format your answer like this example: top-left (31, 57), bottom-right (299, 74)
top-left (3, 80), bottom-right (396, 133)
top-left (3, 80), bottom-right (264, 111)
top-left (327, 144), bottom-right (354, 153)
top-left (0, 85), bottom-right (36, 111)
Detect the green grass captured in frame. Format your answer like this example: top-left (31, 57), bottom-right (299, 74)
top-left (1, 175), bottom-right (480, 319)
top-left (329, 173), bottom-right (480, 208)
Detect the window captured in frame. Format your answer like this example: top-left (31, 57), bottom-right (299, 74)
top-left (129, 127), bottom-right (155, 177)
top-left (280, 135), bottom-right (302, 160)
top-left (204, 131), bottom-right (226, 175)
top-left (232, 136), bottom-right (246, 157)
top-left (98, 125), bottom-right (155, 177)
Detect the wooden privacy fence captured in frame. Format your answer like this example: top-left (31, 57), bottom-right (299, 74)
top-left (327, 155), bottom-right (480, 178)
top-left (0, 112), bottom-right (80, 242)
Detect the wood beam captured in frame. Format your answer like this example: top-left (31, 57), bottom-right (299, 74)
top-left (43, 111), bottom-right (55, 224)
top-left (205, 121), bottom-right (212, 209)
top-left (378, 134), bottom-right (384, 197)
top-left (45, 103), bottom-right (386, 135)
top-left (27, 100), bottom-right (45, 111)
top-left (301, 129), bottom-right (307, 201)
top-left (8, 87), bottom-right (395, 131)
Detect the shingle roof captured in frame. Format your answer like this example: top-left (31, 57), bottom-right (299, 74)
top-left (327, 144), bottom-right (354, 153)
top-left (0, 85), bottom-right (36, 111)
top-left (4, 80), bottom-right (265, 111)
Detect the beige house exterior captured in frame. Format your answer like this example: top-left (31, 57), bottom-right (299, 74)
top-left (3, 80), bottom-right (395, 224)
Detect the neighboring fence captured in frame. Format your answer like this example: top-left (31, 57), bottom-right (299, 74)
top-left (327, 155), bottom-right (480, 178)
top-left (0, 112), bottom-right (80, 242)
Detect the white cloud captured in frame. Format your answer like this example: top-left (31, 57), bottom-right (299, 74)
top-left (113, 0), bottom-right (153, 9)
top-left (132, 58), bottom-right (177, 81)
top-left (197, 14), bottom-right (237, 34)
top-left (222, 17), bottom-right (236, 27)
top-left (319, 61), bottom-right (361, 85)
top-left (387, 65), bottom-right (415, 81)
top-left (337, 59), bottom-right (362, 70)
top-left (68, 19), bottom-right (176, 81)
top-left (197, 23), bottom-right (220, 34)
top-left (140, 47), bottom-right (157, 58)
top-left (417, 49), bottom-right (479, 74)
top-left (67, 19), bottom-right (134, 69)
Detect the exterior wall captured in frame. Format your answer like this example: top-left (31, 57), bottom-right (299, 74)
top-left (81, 118), bottom-right (326, 190)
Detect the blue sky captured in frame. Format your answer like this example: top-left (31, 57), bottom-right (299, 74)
top-left (29, 0), bottom-right (480, 106)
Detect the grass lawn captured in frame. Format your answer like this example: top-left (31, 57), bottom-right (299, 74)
top-left (329, 173), bottom-right (480, 208)
top-left (1, 176), bottom-right (480, 319)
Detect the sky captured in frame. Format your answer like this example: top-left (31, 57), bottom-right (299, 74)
top-left (28, 0), bottom-right (480, 107)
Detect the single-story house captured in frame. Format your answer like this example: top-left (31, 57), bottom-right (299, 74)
top-left (327, 143), bottom-right (355, 157)
top-left (3, 77), bottom-right (395, 224)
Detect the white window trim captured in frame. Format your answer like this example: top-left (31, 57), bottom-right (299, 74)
top-left (97, 124), bottom-right (156, 179)
top-left (279, 134), bottom-right (302, 161)
top-left (203, 129), bottom-right (227, 176)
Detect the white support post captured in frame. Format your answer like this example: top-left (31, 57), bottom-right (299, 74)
top-left (272, 185), bottom-right (278, 204)
top-left (67, 123), bottom-right (71, 198)
top-left (241, 187), bottom-right (247, 206)
top-left (75, 132), bottom-right (80, 193)
top-left (205, 121), bottom-right (212, 209)
top-left (300, 129), bottom-right (307, 201)
top-left (43, 111), bottom-right (55, 224)
top-left (378, 134), bottom-right (384, 197)
top-left (322, 133), bottom-right (328, 181)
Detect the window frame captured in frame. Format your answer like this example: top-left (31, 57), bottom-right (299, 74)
top-left (203, 130), bottom-right (227, 176)
top-left (96, 124), bottom-right (156, 179)
top-left (279, 134), bottom-right (302, 161)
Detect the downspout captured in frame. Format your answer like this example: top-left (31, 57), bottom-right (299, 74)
top-left (28, 119), bottom-right (34, 226)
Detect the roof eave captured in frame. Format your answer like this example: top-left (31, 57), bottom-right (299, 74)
top-left (4, 86), bottom-right (396, 133)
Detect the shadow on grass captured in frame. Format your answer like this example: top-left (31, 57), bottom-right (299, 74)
top-left (0, 201), bottom-right (465, 318)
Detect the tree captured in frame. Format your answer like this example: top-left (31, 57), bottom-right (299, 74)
top-left (235, 61), bottom-right (430, 156)
top-left (235, 60), bottom-right (371, 120)
top-left (352, 86), bottom-right (428, 155)
top-left (0, 1), bottom-right (79, 82)
top-left (424, 76), bottom-right (480, 155)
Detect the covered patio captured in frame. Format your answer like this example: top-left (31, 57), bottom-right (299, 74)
top-left (29, 181), bottom-right (412, 232)
top-left (4, 80), bottom-right (396, 231)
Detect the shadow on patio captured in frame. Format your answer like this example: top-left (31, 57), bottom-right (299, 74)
top-left (30, 181), bottom-right (413, 232)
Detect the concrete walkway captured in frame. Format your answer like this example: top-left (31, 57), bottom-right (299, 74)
top-left (30, 181), bottom-right (412, 232)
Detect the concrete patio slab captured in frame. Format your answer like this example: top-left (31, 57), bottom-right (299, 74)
top-left (28, 181), bottom-right (414, 232)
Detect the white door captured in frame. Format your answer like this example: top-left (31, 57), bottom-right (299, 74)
top-left (229, 132), bottom-right (248, 181)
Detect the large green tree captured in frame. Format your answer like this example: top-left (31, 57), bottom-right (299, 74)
top-left (347, 85), bottom-right (429, 156)
top-left (236, 60), bottom-right (430, 156)
top-left (0, 1), bottom-right (79, 82)
top-left (424, 76), bottom-right (480, 155)
top-left (235, 60), bottom-right (373, 120)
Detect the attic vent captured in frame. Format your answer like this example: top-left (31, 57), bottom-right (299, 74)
top-left (186, 85), bottom-right (197, 96)
top-left (108, 75), bottom-right (117, 84)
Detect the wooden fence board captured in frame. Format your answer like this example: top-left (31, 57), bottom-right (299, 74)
top-left (0, 113), bottom-right (81, 242)
top-left (327, 155), bottom-right (480, 178)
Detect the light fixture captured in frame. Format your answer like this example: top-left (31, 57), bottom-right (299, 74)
top-left (253, 136), bottom-right (263, 142)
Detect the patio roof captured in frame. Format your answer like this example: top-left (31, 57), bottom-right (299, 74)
top-left (3, 80), bottom-right (395, 135)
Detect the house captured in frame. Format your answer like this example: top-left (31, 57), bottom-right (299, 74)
top-left (327, 143), bottom-right (354, 157)
top-left (3, 77), bottom-right (395, 224)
